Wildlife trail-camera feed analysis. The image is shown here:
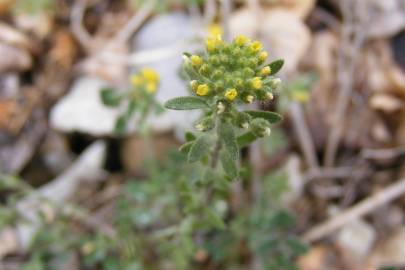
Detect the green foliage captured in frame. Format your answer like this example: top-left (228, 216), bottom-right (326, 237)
top-left (164, 96), bottom-right (209, 110)
top-left (268, 59), bottom-right (284, 75)
top-left (13, 0), bottom-right (54, 15)
top-left (99, 68), bottom-right (162, 134)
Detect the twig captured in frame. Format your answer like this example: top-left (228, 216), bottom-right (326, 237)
top-left (302, 166), bottom-right (355, 183)
top-left (109, 0), bottom-right (155, 46)
top-left (70, 0), bottom-right (93, 52)
top-left (324, 0), bottom-right (368, 167)
top-left (219, 0), bottom-right (232, 42)
top-left (361, 146), bottom-right (405, 160)
top-left (289, 102), bottom-right (319, 169)
top-left (302, 178), bottom-right (405, 242)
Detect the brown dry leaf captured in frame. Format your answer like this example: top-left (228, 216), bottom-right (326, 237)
top-left (49, 30), bottom-right (78, 70)
top-left (15, 13), bottom-right (54, 39)
top-left (297, 245), bottom-right (339, 270)
top-left (0, 227), bottom-right (18, 258)
top-left (0, 0), bottom-right (15, 14)
top-left (370, 94), bottom-right (403, 113)
top-left (366, 226), bottom-right (405, 268)
top-left (263, 0), bottom-right (315, 19)
top-left (0, 43), bottom-right (32, 72)
top-left (122, 133), bottom-right (179, 173)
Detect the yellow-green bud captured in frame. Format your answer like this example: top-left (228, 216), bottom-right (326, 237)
top-left (261, 66), bottom-right (271, 76)
top-left (191, 55), bottom-right (203, 67)
top-left (224, 88), bottom-right (238, 101)
top-left (190, 80), bottom-right (198, 91)
top-left (245, 95), bottom-right (254, 103)
top-left (196, 84), bottom-right (209, 96)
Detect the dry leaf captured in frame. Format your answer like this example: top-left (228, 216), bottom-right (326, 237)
top-left (370, 94), bottom-right (403, 112)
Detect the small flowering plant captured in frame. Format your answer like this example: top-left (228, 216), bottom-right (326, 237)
top-left (100, 68), bottom-right (162, 134)
top-left (164, 35), bottom-right (284, 179)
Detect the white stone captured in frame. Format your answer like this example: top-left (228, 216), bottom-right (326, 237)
top-left (50, 77), bottom-right (120, 135)
top-left (337, 219), bottom-right (376, 260)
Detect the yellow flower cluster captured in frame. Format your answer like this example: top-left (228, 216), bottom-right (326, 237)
top-left (130, 68), bottom-right (160, 94)
top-left (184, 34), bottom-right (281, 104)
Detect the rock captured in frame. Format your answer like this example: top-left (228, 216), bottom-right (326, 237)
top-left (50, 77), bottom-right (120, 135)
top-left (0, 43), bottom-right (32, 72)
top-left (336, 219), bottom-right (376, 261)
top-left (366, 0), bottom-right (405, 38)
top-left (230, 8), bottom-right (311, 74)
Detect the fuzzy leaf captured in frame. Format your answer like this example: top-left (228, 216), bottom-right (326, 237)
top-left (206, 209), bottom-right (226, 230)
top-left (185, 132), bottom-right (196, 142)
top-left (237, 131), bottom-right (258, 147)
top-left (179, 141), bottom-right (194, 154)
top-left (188, 135), bottom-right (210, 162)
top-left (164, 96), bottom-right (209, 110)
top-left (100, 88), bottom-right (122, 107)
top-left (220, 150), bottom-right (238, 179)
top-left (245, 110), bottom-right (282, 124)
top-left (218, 121), bottom-right (239, 161)
top-left (268, 59), bottom-right (284, 75)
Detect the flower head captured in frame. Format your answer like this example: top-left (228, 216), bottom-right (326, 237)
top-left (261, 66), bottom-right (271, 76)
top-left (208, 23), bottom-right (223, 38)
top-left (141, 68), bottom-right (159, 83)
top-left (250, 41), bottom-right (262, 52)
top-left (234, 35), bottom-right (250, 46)
top-left (224, 88), bottom-right (238, 101)
top-left (259, 51), bottom-right (268, 62)
top-left (191, 55), bottom-right (203, 67)
top-left (251, 77), bottom-right (263, 90)
top-left (196, 84), bottom-right (210, 96)
top-left (206, 35), bottom-right (222, 52)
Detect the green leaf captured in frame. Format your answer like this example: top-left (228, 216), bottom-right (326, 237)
top-left (237, 131), bottom-right (258, 147)
top-left (185, 132), bottom-right (196, 142)
top-left (164, 96), bottom-right (209, 110)
top-left (217, 121), bottom-right (239, 161)
top-left (188, 135), bottom-right (210, 163)
top-left (179, 141), bottom-right (194, 154)
top-left (268, 59), bottom-right (284, 75)
top-left (245, 110), bottom-right (283, 124)
top-left (220, 150), bottom-right (238, 179)
top-left (115, 115), bottom-right (128, 134)
top-left (100, 88), bottom-right (122, 107)
top-left (206, 209), bottom-right (226, 230)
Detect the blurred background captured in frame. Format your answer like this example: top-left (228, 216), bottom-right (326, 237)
top-left (0, 0), bottom-right (405, 269)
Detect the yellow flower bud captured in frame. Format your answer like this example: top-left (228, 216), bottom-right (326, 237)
top-left (130, 74), bottom-right (143, 86)
top-left (146, 82), bottom-right (157, 93)
top-left (250, 41), bottom-right (262, 52)
top-left (191, 55), bottom-right (203, 67)
top-left (261, 66), bottom-right (271, 76)
top-left (259, 51), bottom-right (268, 62)
top-left (234, 35), bottom-right (250, 46)
top-left (251, 77), bottom-right (263, 90)
top-left (196, 84), bottom-right (210, 96)
top-left (141, 68), bottom-right (159, 83)
top-left (224, 88), bottom-right (238, 101)
top-left (208, 23), bottom-right (223, 38)
top-left (245, 95), bottom-right (254, 103)
top-left (266, 92), bottom-right (274, 100)
top-left (206, 35), bottom-right (222, 52)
